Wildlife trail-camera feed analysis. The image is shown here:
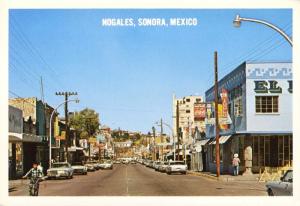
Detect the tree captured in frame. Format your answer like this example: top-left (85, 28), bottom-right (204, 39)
top-left (70, 108), bottom-right (100, 139)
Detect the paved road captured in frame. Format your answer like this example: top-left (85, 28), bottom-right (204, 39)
top-left (9, 164), bottom-right (267, 196)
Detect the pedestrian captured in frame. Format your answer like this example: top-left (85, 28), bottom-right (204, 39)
top-left (232, 153), bottom-right (240, 176)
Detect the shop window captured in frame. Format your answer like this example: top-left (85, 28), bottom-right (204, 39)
top-left (255, 96), bottom-right (279, 113)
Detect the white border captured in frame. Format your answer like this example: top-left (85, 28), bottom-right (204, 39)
top-left (1, 1), bottom-right (299, 206)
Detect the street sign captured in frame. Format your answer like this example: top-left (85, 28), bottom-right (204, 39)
top-left (89, 137), bottom-right (97, 143)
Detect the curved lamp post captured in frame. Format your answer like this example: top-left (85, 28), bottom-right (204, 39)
top-left (233, 14), bottom-right (293, 47)
top-left (49, 98), bottom-right (79, 168)
top-left (155, 121), bottom-right (175, 161)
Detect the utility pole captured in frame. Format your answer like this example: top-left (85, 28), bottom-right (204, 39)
top-left (152, 126), bottom-right (156, 160)
top-left (160, 118), bottom-right (163, 161)
top-left (214, 51), bottom-right (220, 178)
top-left (176, 100), bottom-right (180, 161)
top-left (55, 92), bottom-right (78, 163)
top-left (40, 76), bottom-right (47, 170)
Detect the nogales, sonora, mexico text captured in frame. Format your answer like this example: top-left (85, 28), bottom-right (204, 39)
top-left (101, 18), bottom-right (198, 27)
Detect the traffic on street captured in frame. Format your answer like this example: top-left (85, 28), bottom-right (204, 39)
top-left (10, 160), bottom-right (267, 196)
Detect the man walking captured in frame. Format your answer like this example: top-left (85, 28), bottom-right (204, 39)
top-left (232, 153), bottom-right (240, 176)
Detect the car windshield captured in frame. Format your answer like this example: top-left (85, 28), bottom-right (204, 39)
top-left (53, 163), bottom-right (69, 168)
top-left (170, 161), bottom-right (185, 165)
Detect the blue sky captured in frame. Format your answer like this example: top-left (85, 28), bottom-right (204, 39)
top-left (9, 9), bottom-right (292, 133)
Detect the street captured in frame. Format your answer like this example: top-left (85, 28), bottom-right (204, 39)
top-left (10, 164), bottom-right (267, 196)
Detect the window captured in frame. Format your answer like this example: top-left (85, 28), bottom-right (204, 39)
top-left (186, 110), bottom-right (190, 113)
top-left (255, 96), bottom-right (279, 113)
top-left (186, 98), bottom-right (190, 102)
top-left (234, 97), bottom-right (243, 116)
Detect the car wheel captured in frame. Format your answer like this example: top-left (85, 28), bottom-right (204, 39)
top-left (268, 189), bottom-right (274, 196)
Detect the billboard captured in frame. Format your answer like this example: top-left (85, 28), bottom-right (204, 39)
top-left (194, 103), bottom-right (206, 120)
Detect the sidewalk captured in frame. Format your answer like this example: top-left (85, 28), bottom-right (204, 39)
top-left (9, 178), bottom-right (28, 192)
top-left (187, 171), bottom-right (260, 182)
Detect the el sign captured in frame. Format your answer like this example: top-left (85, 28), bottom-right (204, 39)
top-left (254, 80), bottom-right (293, 94)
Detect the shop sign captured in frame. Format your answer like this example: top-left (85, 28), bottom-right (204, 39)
top-left (205, 103), bottom-right (214, 124)
top-left (220, 88), bottom-right (228, 118)
top-left (55, 131), bottom-right (65, 140)
top-left (194, 103), bottom-right (206, 120)
top-left (254, 80), bottom-right (293, 93)
top-left (9, 106), bottom-right (23, 133)
top-left (89, 137), bottom-right (97, 143)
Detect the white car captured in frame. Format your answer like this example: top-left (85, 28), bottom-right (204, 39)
top-left (47, 162), bottom-right (74, 179)
top-left (158, 161), bottom-right (169, 173)
top-left (266, 170), bottom-right (293, 196)
top-left (153, 161), bottom-right (162, 171)
top-left (84, 162), bottom-right (96, 172)
top-left (166, 161), bottom-right (188, 175)
top-left (99, 160), bottom-right (113, 169)
top-left (71, 162), bottom-right (88, 175)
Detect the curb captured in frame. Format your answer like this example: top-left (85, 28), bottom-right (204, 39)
top-left (187, 171), bottom-right (219, 180)
top-left (187, 171), bottom-right (260, 182)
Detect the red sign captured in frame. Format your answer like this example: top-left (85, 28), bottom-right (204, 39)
top-left (194, 103), bottom-right (206, 120)
top-left (221, 88), bottom-right (228, 118)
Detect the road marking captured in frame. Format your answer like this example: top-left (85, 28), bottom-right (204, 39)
top-left (126, 166), bottom-right (129, 195)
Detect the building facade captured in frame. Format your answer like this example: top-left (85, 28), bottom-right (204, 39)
top-left (205, 62), bottom-right (292, 174)
top-left (172, 95), bottom-right (205, 167)
top-left (9, 97), bottom-right (49, 174)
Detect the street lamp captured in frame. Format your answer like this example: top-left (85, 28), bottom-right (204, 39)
top-left (233, 14), bottom-right (293, 47)
top-left (49, 98), bottom-right (79, 168)
top-left (156, 121), bottom-right (176, 161)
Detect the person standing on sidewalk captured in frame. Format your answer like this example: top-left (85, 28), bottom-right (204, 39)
top-left (232, 153), bottom-right (240, 176)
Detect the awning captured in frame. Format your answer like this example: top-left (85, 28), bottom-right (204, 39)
top-left (9, 132), bottom-right (23, 141)
top-left (9, 132), bottom-right (42, 143)
top-left (197, 139), bottom-right (210, 146)
top-left (209, 135), bottom-right (232, 145)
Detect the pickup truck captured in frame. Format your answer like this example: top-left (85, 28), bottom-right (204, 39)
top-left (166, 161), bottom-right (188, 175)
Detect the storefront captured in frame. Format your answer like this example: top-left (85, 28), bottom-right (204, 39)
top-left (9, 106), bottom-right (23, 179)
top-left (205, 62), bottom-right (293, 174)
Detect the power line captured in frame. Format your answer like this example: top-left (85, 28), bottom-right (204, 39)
top-left (204, 22), bottom-right (292, 84)
top-left (9, 90), bottom-right (39, 109)
top-left (10, 16), bottom-right (65, 88)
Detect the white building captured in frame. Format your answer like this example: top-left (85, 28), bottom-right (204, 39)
top-left (172, 94), bottom-right (205, 144)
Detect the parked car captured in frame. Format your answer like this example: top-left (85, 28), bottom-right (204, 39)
top-left (114, 160), bottom-right (121, 164)
top-left (84, 162), bottom-right (96, 172)
top-left (166, 161), bottom-right (188, 175)
top-left (146, 160), bottom-right (153, 168)
top-left (47, 162), bottom-right (74, 179)
top-left (86, 161), bottom-right (100, 170)
top-left (266, 169), bottom-right (293, 196)
top-left (130, 160), bottom-right (137, 164)
top-left (153, 161), bottom-right (162, 171)
top-left (99, 160), bottom-right (113, 169)
top-left (122, 159), bottom-right (130, 164)
top-left (71, 162), bottom-right (88, 175)
top-left (158, 161), bottom-right (169, 172)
